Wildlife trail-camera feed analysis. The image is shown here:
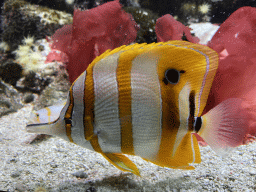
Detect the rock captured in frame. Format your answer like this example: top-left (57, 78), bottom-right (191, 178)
top-left (34, 186), bottom-right (47, 192)
top-left (0, 59), bottom-right (23, 86)
top-left (50, 162), bottom-right (58, 168)
top-left (2, 0), bottom-right (73, 52)
top-left (15, 183), bottom-right (28, 192)
top-left (124, 7), bottom-right (158, 43)
top-left (86, 186), bottom-right (96, 192)
top-left (8, 158), bottom-right (18, 163)
top-left (0, 79), bottom-right (23, 117)
top-left (72, 171), bottom-right (88, 178)
top-left (33, 66), bottom-right (70, 110)
top-left (23, 93), bottom-right (35, 103)
top-left (10, 171), bottom-right (21, 178)
top-left (249, 169), bottom-right (256, 175)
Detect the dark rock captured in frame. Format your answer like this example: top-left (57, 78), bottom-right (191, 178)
top-left (0, 59), bottom-right (23, 86)
top-left (0, 79), bottom-right (23, 117)
top-left (17, 71), bottom-right (53, 94)
top-left (2, 0), bottom-right (43, 51)
top-left (50, 162), bottom-right (58, 168)
top-left (9, 158), bottom-right (18, 163)
top-left (86, 186), bottom-right (96, 192)
top-left (23, 93), bottom-right (35, 103)
top-left (2, 0), bottom-right (72, 52)
top-left (26, 0), bottom-right (74, 14)
top-left (33, 67), bottom-right (70, 110)
top-left (124, 7), bottom-right (158, 43)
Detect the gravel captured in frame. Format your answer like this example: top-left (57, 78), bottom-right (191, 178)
top-left (0, 104), bottom-right (255, 191)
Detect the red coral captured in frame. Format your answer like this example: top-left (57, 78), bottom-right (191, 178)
top-left (205, 6), bottom-right (256, 138)
top-left (208, 6), bottom-right (256, 58)
top-left (155, 14), bottom-right (199, 43)
top-left (51, 0), bottom-right (138, 83)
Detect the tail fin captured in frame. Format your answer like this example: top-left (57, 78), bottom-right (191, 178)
top-left (198, 98), bottom-right (248, 156)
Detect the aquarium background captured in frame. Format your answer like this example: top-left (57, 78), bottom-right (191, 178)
top-left (0, 0), bottom-right (256, 191)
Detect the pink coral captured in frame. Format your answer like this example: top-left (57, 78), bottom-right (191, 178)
top-left (155, 14), bottom-right (199, 43)
top-left (208, 6), bottom-right (256, 58)
top-left (205, 6), bottom-right (256, 138)
top-left (51, 0), bottom-right (138, 83)
top-left (46, 49), bottom-right (69, 63)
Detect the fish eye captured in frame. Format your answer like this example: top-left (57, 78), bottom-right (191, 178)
top-left (164, 69), bottom-right (184, 85)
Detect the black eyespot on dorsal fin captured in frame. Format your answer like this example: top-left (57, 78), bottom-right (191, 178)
top-left (65, 118), bottom-right (72, 125)
top-left (163, 69), bottom-right (185, 85)
top-left (194, 117), bottom-right (202, 132)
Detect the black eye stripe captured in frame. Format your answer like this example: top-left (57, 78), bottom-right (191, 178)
top-left (163, 77), bottom-right (169, 85)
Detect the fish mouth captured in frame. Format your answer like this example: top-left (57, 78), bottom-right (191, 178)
top-left (26, 122), bottom-right (51, 134)
top-left (26, 118), bottom-right (59, 133)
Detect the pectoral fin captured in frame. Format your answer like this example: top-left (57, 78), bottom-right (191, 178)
top-left (102, 153), bottom-right (140, 176)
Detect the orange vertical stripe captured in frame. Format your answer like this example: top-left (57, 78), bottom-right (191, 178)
top-left (83, 44), bottom-right (147, 154)
top-left (116, 51), bottom-right (135, 155)
top-left (64, 87), bottom-right (74, 143)
top-left (83, 59), bottom-right (104, 153)
top-left (83, 66), bottom-right (94, 141)
top-left (153, 46), bottom-right (182, 167)
top-left (45, 107), bottom-right (52, 124)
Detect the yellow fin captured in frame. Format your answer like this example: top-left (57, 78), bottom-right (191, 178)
top-left (102, 153), bottom-right (140, 176)
top-left (154, 133), bottom-right (201, 170)
top-left (172, 133), bottom-right (201, 167)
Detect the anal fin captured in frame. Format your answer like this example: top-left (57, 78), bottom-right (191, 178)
top-left (153, 133), bottom-right (201, 170)
top-left (170, 133), bottom-right (201, 169)
top-left (102, 153), bottom-right (140, 176)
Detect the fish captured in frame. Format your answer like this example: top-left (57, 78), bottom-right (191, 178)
top-left (26, 40), bottom-right (247, 176)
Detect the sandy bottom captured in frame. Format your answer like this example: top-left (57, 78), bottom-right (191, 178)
top-left (0, 105), bottom-right (255, 191)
